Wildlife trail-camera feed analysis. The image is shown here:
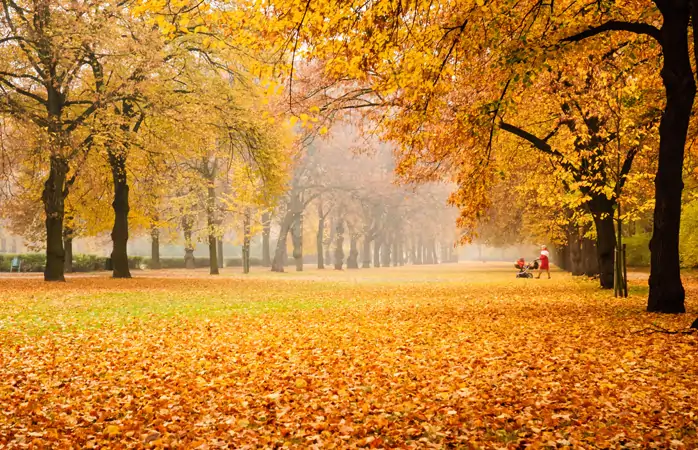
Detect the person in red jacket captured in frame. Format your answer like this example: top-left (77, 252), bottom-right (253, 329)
top-left (537, 245), bottom-right (550, 279)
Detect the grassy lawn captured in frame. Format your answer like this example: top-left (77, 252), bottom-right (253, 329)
top-left (1, 263), bottom-right (697, 448)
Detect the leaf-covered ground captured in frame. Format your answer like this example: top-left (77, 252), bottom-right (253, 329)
top-left (1, 263), bottom-right (697, 449)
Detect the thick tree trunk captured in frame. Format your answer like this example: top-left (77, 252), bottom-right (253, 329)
top-left (183, 216), bottom-right (195, 270)
top-left (150, 225), bottom-right (161, 269)
top-left (648, 13), bottom-right (695, 313)
top-left (272, 211), bottom-right (294, 272)
top-left (262, 212), bottom-right (272, 267)
top-left (43, 155), bottom-right (68, 282)
top-left (591, 207), bottom-right (616, 289)
top-left (347, 234), bottom-right (359, 269)
top-left (217, 239), bottom-right (224, 268)
top-left (108, 151), bottom-right (132, 279)
top-left (334, 220), bottom-right (345, 270)
top-left (362, 238), bottom-right (371, 268)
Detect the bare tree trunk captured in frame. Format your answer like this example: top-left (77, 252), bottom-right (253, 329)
top-left (272, 211), bottom-right (294, 272)
top-left (217, 239), bottom-right (224, 268)
top-left (150, 224), bottom-right (161, 269)
top-left (183, 215), bottom-right (195, 270)
top-left (347, 233), bottom-right (359, 269)
top-left (334, 219), bottom-right (345, 270)
top-left (43, 154), bottom-right (68, 282)
top-left (647, 11), bottom-right (694, 313)
top-left (392, 239), bottom-right (398, 267)
top-left (108, 150), bottom-right (132, 279)
top-left (262, 212), bottom-right (272, 267)
top-left (362, 237), bottom-right (371, 268)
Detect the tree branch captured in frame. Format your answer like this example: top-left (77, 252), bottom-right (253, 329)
top-left (561, 20), bottom-right (662, 44)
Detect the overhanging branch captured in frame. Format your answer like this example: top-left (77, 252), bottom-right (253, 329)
top-left (561, 20), bottom-right (662, 44)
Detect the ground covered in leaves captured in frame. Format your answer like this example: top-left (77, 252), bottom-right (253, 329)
top-left (1, 263), bottom-right (697, 449)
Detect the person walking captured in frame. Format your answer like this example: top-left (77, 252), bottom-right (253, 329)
top-left (537, 245), bottom-right (550, 279)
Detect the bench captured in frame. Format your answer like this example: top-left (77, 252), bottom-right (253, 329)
top-left (9, 257), bottom-right (21, 273)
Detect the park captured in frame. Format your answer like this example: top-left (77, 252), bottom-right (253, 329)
top-left (1, 264), bottom-right (697, 447)
top-left (2, 0), bottom-right (698, 447)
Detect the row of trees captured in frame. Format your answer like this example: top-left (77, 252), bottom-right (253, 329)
top-left (5, 0), bottom-right (698, 316)
top-left (0, 0), bottom-right (292, 280)
top-left (0, 1), bottom-right (459, 276)
top-left (162, 0), bottom-right (691, 313)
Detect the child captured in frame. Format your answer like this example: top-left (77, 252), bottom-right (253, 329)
top-left (537, 245), bottom-right (550, 279)
top-left (515, 257), bottom-right (525, 270)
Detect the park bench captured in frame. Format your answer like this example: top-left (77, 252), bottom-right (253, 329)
top-left (9, 256), bottom-right (21, 272)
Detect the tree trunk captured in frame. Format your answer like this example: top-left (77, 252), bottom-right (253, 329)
top-left (317, 209), bottom-right (325, 269)
top-left (381, 237), bottom-right (391, 267)
top-left (568, 225), bottom-right (583, 276)
top-left (108, 151), bottom-right (132, 279)
top-left (63, 218), bottom-right (73, 274)
top-left (362, 238), bottom-right (371, 268)
top-left (648, 12), bottom-right (695, 313)
top-left (243, 209), bottom-right (251, 274)
top-left (591, 204), bottom-right (616, 289)
top-left (347, 234), bottom-right (359, 269)
top-left (208, 236), bottom-right (219, 275)
top-left (334, 219), bottom-right (345, 270)
top-left (272, 210), bottom-right (294, 272)
top-left (43, 155), bottom-right (68, 282)
top-left (183, 216), bottom-right (195, 270)
top-left (63, 234), bottom-right (73, 274)
top-left (397, 238), bottom-right (405, 266)
top-left (554, 244), bottom-right (568, 272)
top-left (292, 212), bottom-right (303, 272)
top-left (206, 184), bottom-right (219, 275)
top-left (373, 235), bottom-right (381, 268)
top-left (217, 239), bottom-right (224, 268)
top-left (431, 240), bottom-right (438, 264)
top-left (392, 239), bottom-right (398, 267)
top-left (150, 225), bottom-right (161, 269)
top-left (325, 216), bottom-right (334, 267)
top-left (581, 236), bottom-right (599, 277)
top-left (262, 212), bottom-right (272, 267)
